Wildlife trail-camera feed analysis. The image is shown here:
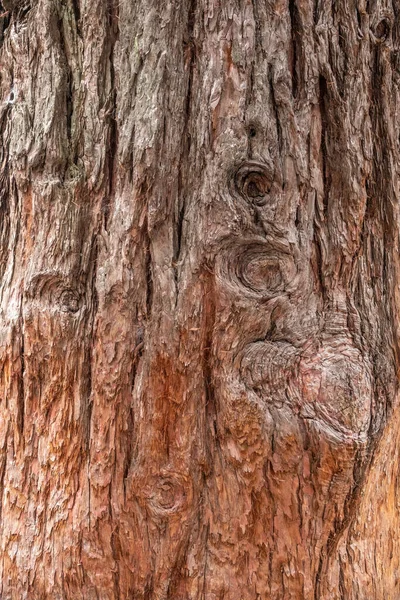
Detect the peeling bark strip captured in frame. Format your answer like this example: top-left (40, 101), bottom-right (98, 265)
top-left (0, 0), bottom-right (399, 598)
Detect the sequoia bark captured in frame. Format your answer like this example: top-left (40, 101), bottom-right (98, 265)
top-left (0, 0), bottom-right (399, 598)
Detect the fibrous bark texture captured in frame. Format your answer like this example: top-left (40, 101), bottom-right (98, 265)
top-left (0, 0), bottom-right (400, 598)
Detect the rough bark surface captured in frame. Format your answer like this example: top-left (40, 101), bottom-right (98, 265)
top-left (0, 0), bottom-right (399, 598)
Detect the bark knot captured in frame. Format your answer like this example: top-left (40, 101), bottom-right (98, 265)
top-left (58, 288), bottom-right (81, 313)
top-left (217, 238), bottom-right (298, 299)
top-left (233, 161), bottom-right (274, 207)
top-left (132, 470), bottom-right (193, 519)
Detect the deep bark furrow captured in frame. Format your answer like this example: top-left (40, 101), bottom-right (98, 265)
top-left (103, 0), bottom-right (119, 232)
top-left (17, 297), bottom-right (24, 436)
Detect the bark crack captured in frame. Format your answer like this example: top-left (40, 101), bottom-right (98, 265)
top-left (0, 3), bottom-right (11, 46)
top-left (145, 225), bottom-right (153, 320)
top-left (17, 295), bottom-right (25, 437)
top-left (103, 0), bottom-right (119, 231)
top-left (174, 0), bottom-right (197, 280)
top-left (0, 423), bottom-right (9, 528)
top-left (58, 7), bottom-right (76, 173)
top-left (268, 66), bottom-right (283, 156)
top-left (70, 0), bottom-right (81, 37)
top-left (289, 0), bottom-right (299, 99)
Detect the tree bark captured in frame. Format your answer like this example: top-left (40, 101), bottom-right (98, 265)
top-left (0, 0), bottom-right (399, 598)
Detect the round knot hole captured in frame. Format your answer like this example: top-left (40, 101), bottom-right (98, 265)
top-left (59, 289), bottom-right (81, 313)
top-left (7, 87), bottom-right (16, 105)
top-left (248, 126), bottom-right (257, 138)
top-left (238, 250), bottom-right (285, 294)
top-left (374, 18), bottom-right (391, 41)
top-left (220, 240), bottom-right (298, 299)
top-left (155, 479), bottom-right (178, 510)
top-left (137, 472), bottom-right (192, 517)
top-left (234, 161), bottom-right (273, 207)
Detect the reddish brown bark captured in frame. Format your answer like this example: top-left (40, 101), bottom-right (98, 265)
top-left (0, 0), bottom-right (399, 598)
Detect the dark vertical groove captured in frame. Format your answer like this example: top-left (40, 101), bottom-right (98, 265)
top-left (123, 326), bottom-right (142, 494)
top-left (268, 66), bottom-right (283, 155)
top-left (66, 67), bottom-right (73, 146)
top-left (84, 234), bottom-right (99, 454)
top-left (336, 22), bottom-right (346, 98)
top-left (174, 202), bottom-right (185, 285)
top-left (200, 522), bottom-right (210, 600)
top-left (18, 300), bottom-right (25, 437)
top-left (103, 0), bottom-right (119, 232)
top-left (58, 14), bottom-right (74, 154)
top-left (122, 405), bottom-right (135, 497)
top-left (19, 5), bottom-right (31, 20)
top-left (288, 0), bottom-right (299, 99)
top-left (144, 576), bottom-right (154, 600)
top-left (202, 269), bottom-right (217, 476)
top-left (0, 424), bottom-right (8, 526)
top-left (7, 178), bottom-right (20, 289)
top-left (175, 0), bottom-right (197, 272)
top-left (369, 32), bottom-right (399, 391)
top-left (0, 108), bottom-right (10, 284)
top-left (145, 227), bottom-right (153, 320)
top-left (313, 76), bottom-right (330, 306)
top-left (71, 0), bottom-right (81, 37)
top-left (0, 4), bottom-right (11, 46)
top-left (319, 75), bottom-right (329, 215)
top-left (10, 177), bottom-right (24, 437)
top-left (313, 230), bottom-right (327, 303)
top-left (250, 0), bottom-right (262, 50)
top-left (244, 0), bottom-right (257, 113)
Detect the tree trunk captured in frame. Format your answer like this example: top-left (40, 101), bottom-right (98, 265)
top-left (0, 0), bottom-right (399, 598)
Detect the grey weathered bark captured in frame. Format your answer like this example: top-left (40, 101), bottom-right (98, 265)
top-left (0, 0), bottom-right (399, 598)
